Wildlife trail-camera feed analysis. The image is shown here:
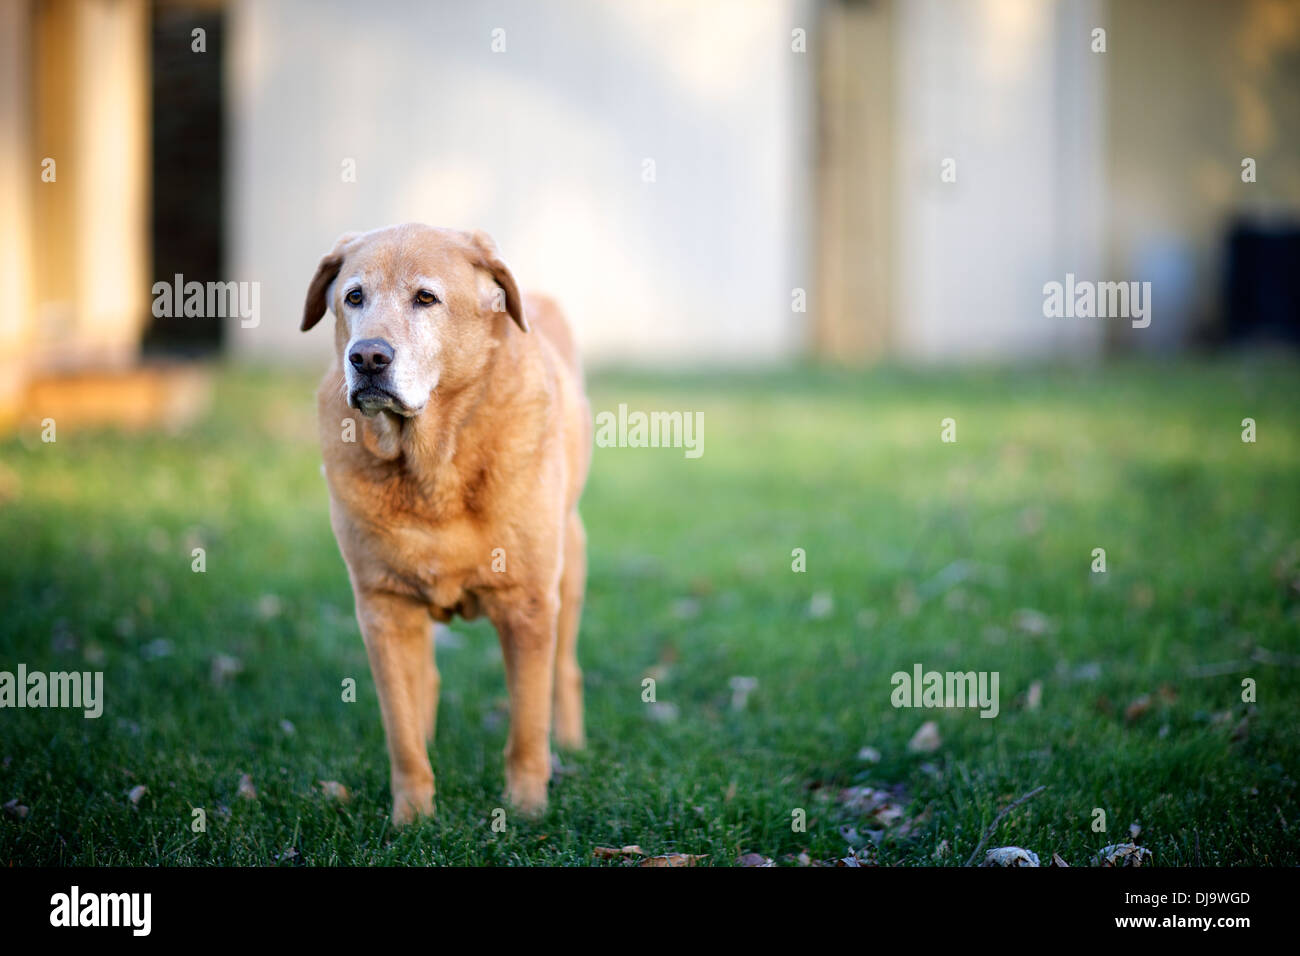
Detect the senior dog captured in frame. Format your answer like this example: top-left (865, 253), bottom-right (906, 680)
top-left (302, 223), bottom-right (590, 822)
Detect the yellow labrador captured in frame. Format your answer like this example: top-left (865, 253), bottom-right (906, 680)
top-left (301, 223), bottom-right (590, 822)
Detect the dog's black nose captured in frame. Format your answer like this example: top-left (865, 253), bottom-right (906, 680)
top-left (349, 338), bottom-right (394, 373)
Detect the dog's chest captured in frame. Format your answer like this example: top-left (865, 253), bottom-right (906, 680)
top-left (376, 512), bottom-right (490, 619)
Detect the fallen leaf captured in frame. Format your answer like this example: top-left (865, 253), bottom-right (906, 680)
top-left (593, 845), bottom-right (645, 860)
top-left (236, 774), bottom-right (257, 800)
top-left (981, 846), bottom-right (1041, 867)
top-left (210, 654), bottom-right (243, 687)
top-left (832, 846), bottom-right (877, 867)
top-left (908, 720), bottom-right (942, 753)
top-left (318, 780), bottom-right (350, 802)
top-left (737, 852), bottom-right (774, 867)
top-left (1129, 822), bottom-right (1142, 840)
top-left (808, 592), bottom-right (834, 620)
top-left (639, 853), bottom-right (706, 867)
top-left (1026, 681), bottom-right (1043, 711)
top-left (839, 786), bottom-right (907, 827)
top-left (1124, 695), bottom-right (1152, 723)
top-left (728, 676), bottom-right (758, 711)
top-left (3, 798), bottom-right (29, 820)
top-left (1050, 852), bottom-right (1070, 867)
top-left (127, 784), bottom-right (147, 806)
top-left (1095, 843), bottom-right (1152, 867)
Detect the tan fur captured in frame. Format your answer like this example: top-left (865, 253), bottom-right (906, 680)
top-left (303, 223), bottom-right (590, 823)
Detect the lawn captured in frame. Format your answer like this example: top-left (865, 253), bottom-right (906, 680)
top-left (1, 359), bottom-right (1298, 866)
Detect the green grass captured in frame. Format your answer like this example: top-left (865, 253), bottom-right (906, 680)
top-left (1, 359), bottom-right (1298, 866)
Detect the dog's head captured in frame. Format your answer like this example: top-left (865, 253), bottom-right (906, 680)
top-left (301, 223), bottom-right (529, 417)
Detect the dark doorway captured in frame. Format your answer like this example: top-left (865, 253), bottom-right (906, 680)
top-left (145, 2), bottom-right (225, 356)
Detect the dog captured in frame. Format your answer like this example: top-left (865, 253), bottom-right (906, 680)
top-left (301, 223), bottom-right (591, 823)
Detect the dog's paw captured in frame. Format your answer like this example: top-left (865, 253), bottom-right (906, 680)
top-left (504, 770), bottom-right (549, 817)
top-left (390, 780), bottom-right (435, 826)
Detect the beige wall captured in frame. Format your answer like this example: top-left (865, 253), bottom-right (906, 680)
top-left (227, 0), bottom-right (816, 366)
top-left (892, 0), bottom-right (1108, 362)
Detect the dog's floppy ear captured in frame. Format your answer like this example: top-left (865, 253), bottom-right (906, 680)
top-left (467, 230), bottom-right (529, 333)
top-left (301, 232), bottom-right (360, 331)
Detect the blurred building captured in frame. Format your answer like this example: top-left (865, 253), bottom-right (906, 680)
top-left (2, 0), bottom-right (1298, 427)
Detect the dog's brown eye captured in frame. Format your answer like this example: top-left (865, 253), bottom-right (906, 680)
top-left (415, 290), bottom-right (439, 306)
top-left (346, 289), bottom-right (363, 306)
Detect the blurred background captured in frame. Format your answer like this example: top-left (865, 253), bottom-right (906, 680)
top-left (0, 0), bottom-right (1298, 429)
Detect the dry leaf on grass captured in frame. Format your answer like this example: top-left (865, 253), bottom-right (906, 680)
top-left (1095, 843), bottom-right (1152, 867)
top-left (1050, 852), bottom-right (1070, 867)
top-left (1012, 608), bottom-right (1053, 636)
top-left (737, 852), bottom-right (774, 867)
top-left (728, 676), bottom-right (758, 711)
top-left (907, 720), bottom-right (942, 753)
top-left (980, 846), bottom-right (1041, 867)
top-left (3, 798), bottom-right (29, 820)
top-left (838, 785), bottom-right (906, 826)
top-left (127, 784), bottom-right (147, 806)
top-left (210, 654), bottom-right (243, 687)
top-left (318, 780), bottom-right (350, 802)
top-left (639, 853), bottom-right (707, 867)
top-left (831, 846), bottom-right (878, 867)
top-left (236, 773), bottom-right (257, 800)
top-left (593, 845), bottom-right (645, 860)
top-left (807, 591), bottom-right (834, 620)
top-left (1124, 695), bottom-right (1152, 723)
top-left (1026, 681), bottom-right (1043, 711)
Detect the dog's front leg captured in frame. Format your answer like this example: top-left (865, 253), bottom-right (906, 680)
top-left (488, 592), bottom-right (559, 817)
top-left (355, 589), bottom-right (436, 825)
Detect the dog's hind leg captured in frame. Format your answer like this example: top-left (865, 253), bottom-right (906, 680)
top-left (424, 622), bottom-right (441, 746)
top-left (553, 510), bottom-right (587, 750)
